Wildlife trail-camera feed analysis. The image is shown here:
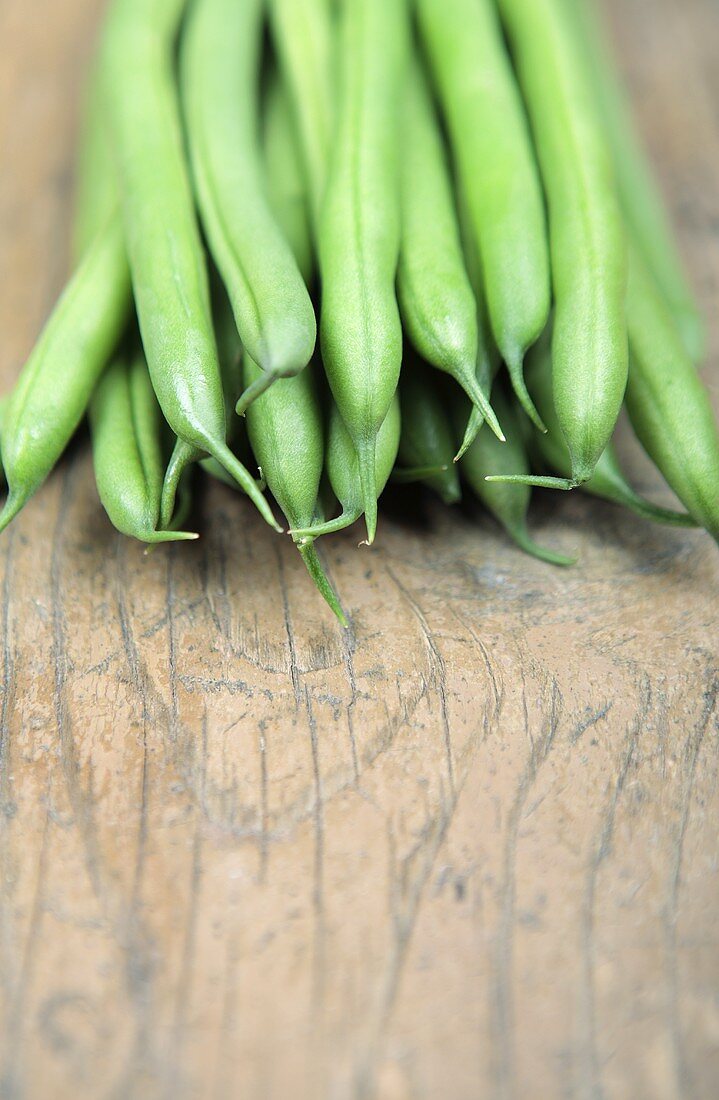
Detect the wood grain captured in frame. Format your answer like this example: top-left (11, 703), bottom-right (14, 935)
top-left (0, 2), bottom-right (718, 1098)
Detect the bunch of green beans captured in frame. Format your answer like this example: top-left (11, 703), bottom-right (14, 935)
top-left (1, 0), bottom-right (716, 624)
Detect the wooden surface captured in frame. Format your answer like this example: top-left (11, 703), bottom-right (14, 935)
top-left (1, 2), bottom-right (718, 1098)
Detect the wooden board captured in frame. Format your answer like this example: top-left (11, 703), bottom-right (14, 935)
top-left (0, 1), bottom-right (718, 1097)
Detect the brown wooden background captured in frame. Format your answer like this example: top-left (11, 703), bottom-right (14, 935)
top-left (1, 2), bottom-right (718, 1098)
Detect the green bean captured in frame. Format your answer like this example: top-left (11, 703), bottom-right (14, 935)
top-left (395, 364), bottom-right (461, 506)
top-left (456, 185), bottom-right (503, 447)
top-left (268, 0), bottom-right (335, 236)
top-left (72, 61), bottom-right (122, 262)
top-left (90, 350), bottom-right (197, 544)
top-left (319, 0), bottom-right (407, 544)
top-left (497, 0), bottom-right (628, 485)
top-left (180, 0), bottom-right (316, 414)
top-left (0, 42), bottom-right (134, 535)
top-left (397, 54), bottom-right (504, 457)
top-left (243, 65), bottom-right (344, 621)
top-left (264, 73), bottom-right (314, 287)
top-left (290, 395), bottom-right (401, 542)
top-left (515, 327), bottom-right (698, 527)
top-left (0, 217), bottom-right (131, 533)
top-left (625, 250), bottom-right (719, 542)
top-left (76, 55), bottom-right (193, 545)
top-left (456, 386), bottom-right (575, 566)
top-left (101, 0), bottom-right (280, 532)
top-left (560, 0), bottom-right (704, 362)
top-left (418, 0), bottom-right (550, 431)
top-left (161, 282), bottom-right (248, 527)
top-left (244, 356), bottom-right (346, 623)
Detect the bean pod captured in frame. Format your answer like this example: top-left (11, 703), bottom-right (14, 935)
top-left (418, 0), bottom-right (550, 430)
top-left (625, 249), bottom-right (719, 541)
top-left (395, 364), bottom-right (461, 505)
top-left (181, 0), bottom-right (316, 412)
top-left (291, 395), bottom-right (401, 542)
top-left (397, 54), bottom-right (503, 454)
top-left (101, 0), bottom-right (280, 530)
top-left (498, 0), bottom-right (628, 484)
top-left (457, 386), bottom-right (575, 566)
top-left (319, 0), bottom-right (407, 543)
top-left (90, 350), bottom-right (198, 543)
top-left (522, 327), bottom-right (698, 527)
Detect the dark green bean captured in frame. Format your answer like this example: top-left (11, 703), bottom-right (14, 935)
top-left (90, 350), bottom-right (198, 543)
top-left (290, 395), bottom-right (401, 542)
top-left (181, 0), bottom-right (316, 413)
top-left (397, 54), bottom-right (503, 454)
top-left (498, 0), bottom-right (628, 485)
top-left (625, 250), bottom-right (719, 542)
top-left (101, 0), bottom-right (280, 531)
top-left (396, 364), bottom-right (461, 506)
top-left (418, 0), bottom-right (550, 430)
top-left (457, 386), bottom-right (575, 566)
top-left (319, 0), bottom-right (407, 544)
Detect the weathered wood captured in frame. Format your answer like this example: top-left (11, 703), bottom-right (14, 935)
top-left (0, 1), bottom-right (717, 1098)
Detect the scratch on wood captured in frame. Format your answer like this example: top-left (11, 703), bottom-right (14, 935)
top-left (305, 687), bottom-right (326, 1011)
top-left (274, 542), bottom-right (302, 708)
top-left (386, 567), bottom-right (455, 794)
top-left (51, 462), bottom-right (104, 901)
top-left (0, 805), bottom-right (51, 1100)
top-left (664, 670), bottom-right (718, 1099)
top-left (166, 709), bottom-right (206, 1099)
top-left (492, 674), bottom-right (562, 1100)
top-left (579, 675), bottom-right (650, 1100)
top-left (0, 528), bottom-right (16, 820)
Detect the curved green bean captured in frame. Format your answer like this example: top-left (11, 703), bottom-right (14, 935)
top-left (397, 54), bottom-right (504, 455)
top-left (101, 0), bottom-right (280, 531)
top-left (0, 218), bottom-right (131, 533)
top-left (625, 250), bottom-right (719, 542)
top-left (90, 350), bottom-right (197, 543)
top-left (560, 0), bottom-right (704, 362)
top-left (418, 0), bottom-right (550, 430)
top-left (457, 387), bottom-right (575, 566)
top-left (181, 0), bottom-right (316, 414)
top-left (291, 395), bottom-right (401, 542)
top-left (319, 0), bottom-right (407, 544)
top-left (396, 365), bottom-right (461, 506)
top-left (0, 47), bottom-right (133, 534)
top-left (498, 0), bottom-right (628, 485)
